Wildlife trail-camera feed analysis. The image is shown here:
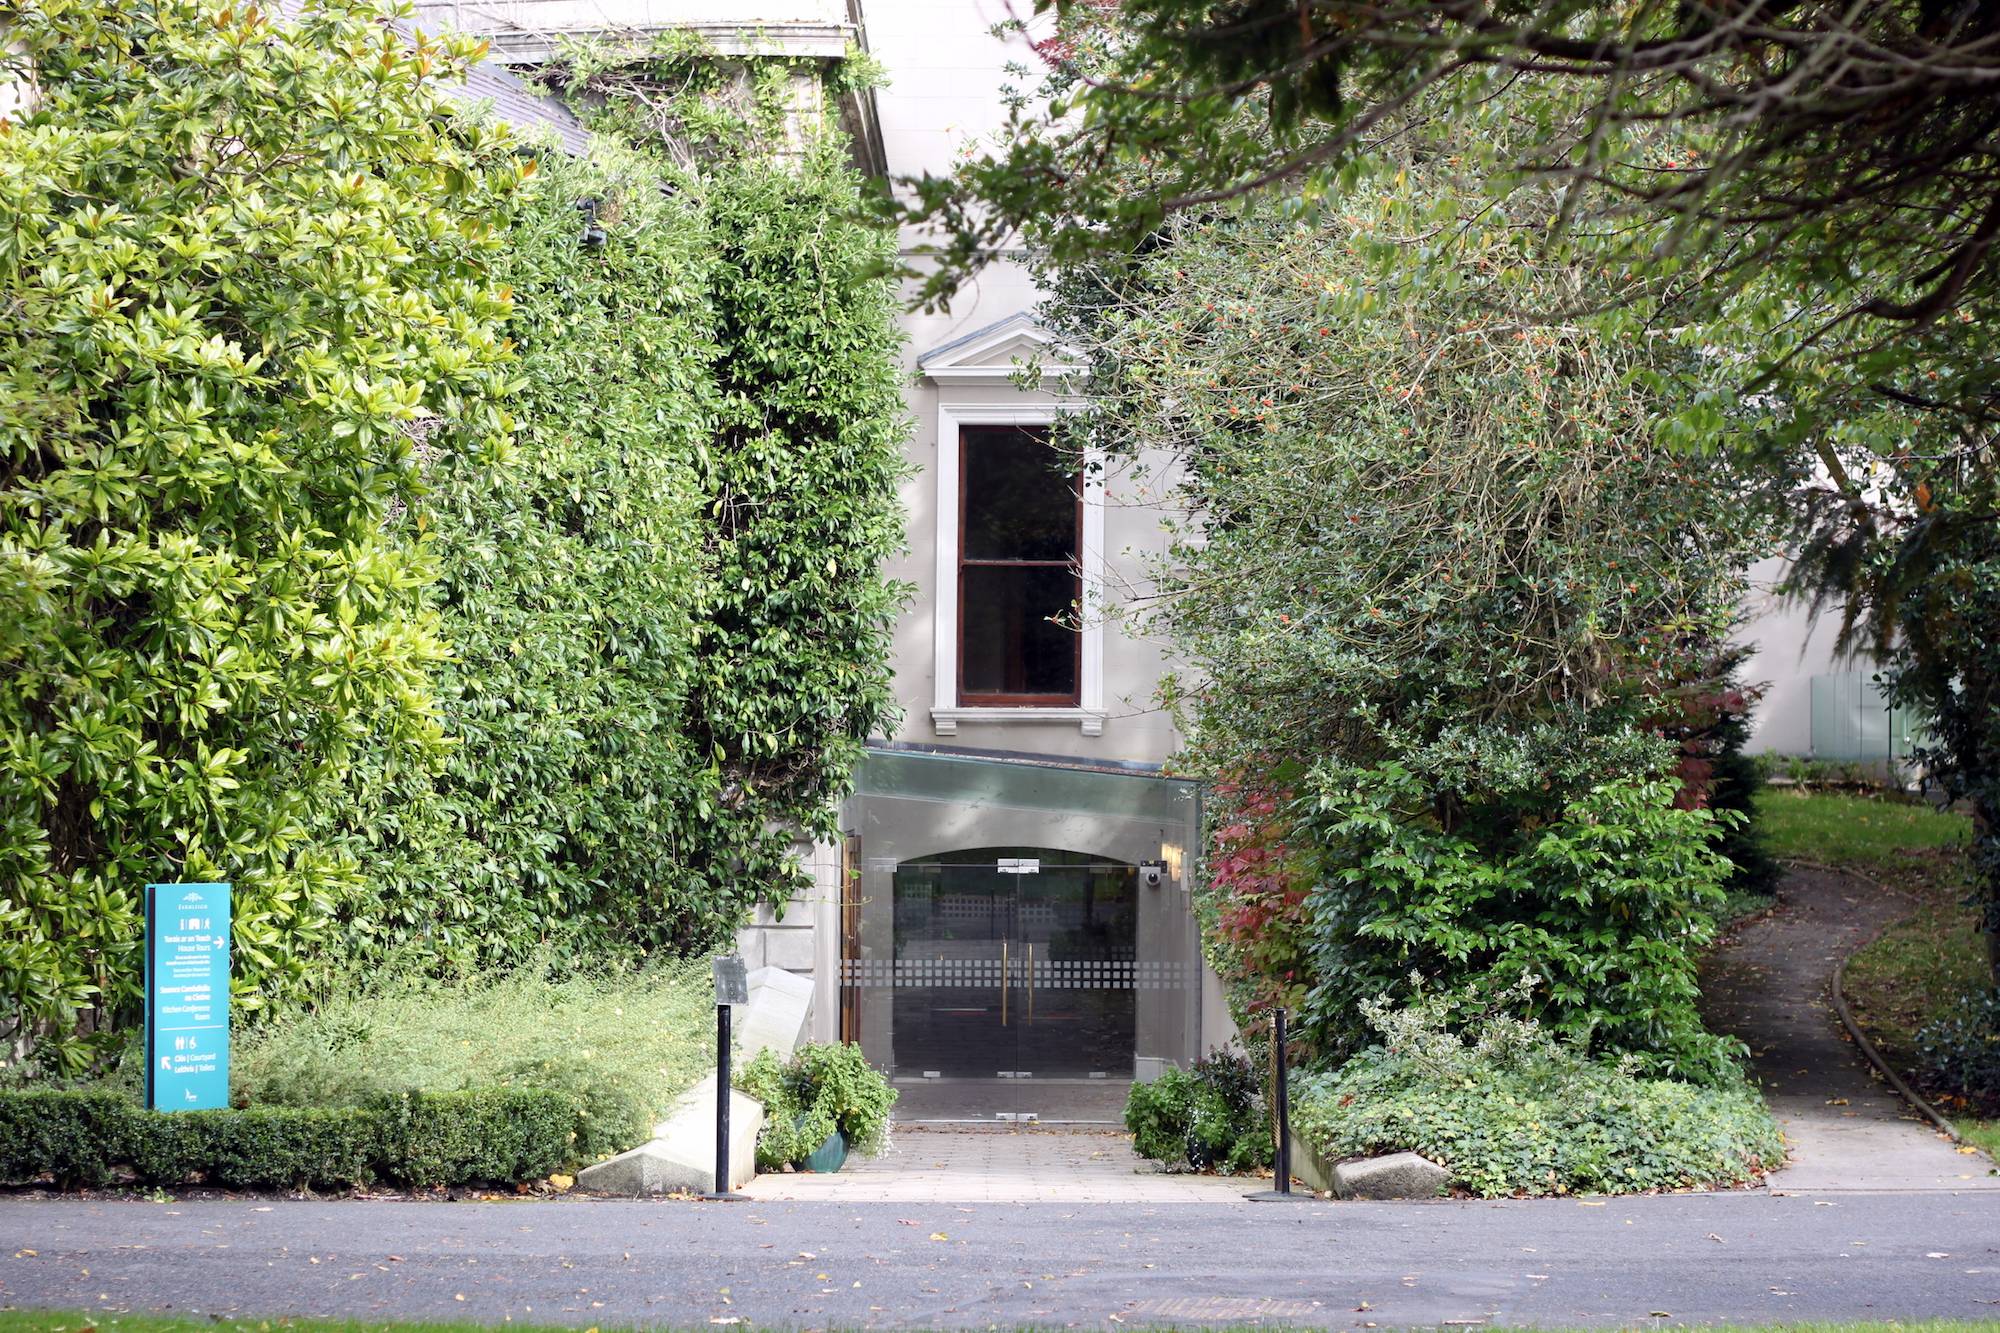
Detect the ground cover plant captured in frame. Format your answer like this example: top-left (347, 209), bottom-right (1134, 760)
top-left (1045, 114), bottom-right (1772, 1085)
top-left (1123, 1050), bottom-right (1272, 1174)
top-left (0, 0), bottom-right (519, 1072)
top-left (1290, 980), bottom-right (1784, 1197)
top-left (227, 960), bottom-right (712, 1164)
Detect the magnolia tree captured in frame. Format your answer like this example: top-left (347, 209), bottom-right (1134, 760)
top-left (0, 0), bottom-right (521, 1068)
top-left (1048, 143), bottom-right (1772, 1081)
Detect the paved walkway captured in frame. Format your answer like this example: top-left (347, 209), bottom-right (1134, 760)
top-left (742, 1125), bottom-right (1258, 1203)
top-left (1698, 863), bottom-right (2000, 1192)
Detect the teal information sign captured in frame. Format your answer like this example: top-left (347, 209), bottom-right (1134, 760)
top-left (144, 882), bottom-right (230, 1112)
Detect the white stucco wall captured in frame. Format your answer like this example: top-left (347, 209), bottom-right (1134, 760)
top-left (1734, 557), bottom-right (1878, 755)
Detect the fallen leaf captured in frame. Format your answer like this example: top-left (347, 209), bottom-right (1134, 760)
top-left (930, 1233), bottom-right (949, 1242)
top-left (548, 1174), bottom-right (574, 1190)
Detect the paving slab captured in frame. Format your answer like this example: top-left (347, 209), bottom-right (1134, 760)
top-left (1699, 863), bottom-right (2000, 1193)
top-left (742, 1124), bottom-right (1260, 1203)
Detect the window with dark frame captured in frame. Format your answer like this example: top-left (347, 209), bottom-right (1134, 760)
top-left (958, 424), bottom-right (1081, 706)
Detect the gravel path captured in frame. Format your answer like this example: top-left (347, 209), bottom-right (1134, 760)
top-left (1698, 863), bottom-right (2000, 1192)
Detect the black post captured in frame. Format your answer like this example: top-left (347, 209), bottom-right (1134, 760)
top-left (1272, 1007), bottom-right (1292, 1193)
top-left (715, 1001), bottom-right (730, 1193)
top-left (1247, 1005), bottom-right (1311, 1201)
top-left (704, 999), bottom-right (746, 1200)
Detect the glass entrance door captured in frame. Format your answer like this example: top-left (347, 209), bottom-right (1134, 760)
top-left (890, 848), bottom-right (1136, 1081)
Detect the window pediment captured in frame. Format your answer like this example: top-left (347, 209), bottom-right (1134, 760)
top-left (917, 314), bottom-right (1085, 386)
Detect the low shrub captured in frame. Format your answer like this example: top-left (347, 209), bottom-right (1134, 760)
top-left (1123, 1051), bottom-right (1273, 1173)
top-left (736, 1042), bottom-right (896, 1170)
top-left (1916, 989), bottom-right (2000, 1108)
top-left (0, 1088), bottom-right (572, 1190)
top-left (231, 960), bottom-right (709, 1163)
top-left (1289, 981), bottom-right (1783, 1198)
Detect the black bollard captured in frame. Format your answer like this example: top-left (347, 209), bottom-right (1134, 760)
top-left (715, 1001), bottom-right (731, 1192)
top-left (703, 982), bottom-right (748, 1201)
top-left (1247, 1006), bottom-right (1312, 1202)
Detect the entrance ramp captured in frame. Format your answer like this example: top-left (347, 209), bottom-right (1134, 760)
top-left (740, 1124), bottom-right (1259, 1203)
top-left (891, 1077), bottom-right (1131, 1124)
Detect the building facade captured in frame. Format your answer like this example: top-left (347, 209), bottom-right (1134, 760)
top-left (425, 0), bottom-right (1865, 1120)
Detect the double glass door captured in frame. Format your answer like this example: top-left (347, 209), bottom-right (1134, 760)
top-left (890, 848), bottom-right (1136, 1080)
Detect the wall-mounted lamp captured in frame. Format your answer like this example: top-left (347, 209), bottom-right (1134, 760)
top-left (577, 197), bottom-right (607, 251)
top-left (1139, 860), bottom-right (1167, 890)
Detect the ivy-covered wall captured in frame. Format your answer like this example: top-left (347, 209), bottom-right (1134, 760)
top-left (323, 47), bottom-right (909, 976)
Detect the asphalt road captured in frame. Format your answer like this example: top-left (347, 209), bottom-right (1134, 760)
top-left (3, 1191), bottom-right (1999, 1327)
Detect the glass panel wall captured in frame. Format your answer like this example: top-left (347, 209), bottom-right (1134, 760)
top-left (840, 748), bottom-right (1203, 1094)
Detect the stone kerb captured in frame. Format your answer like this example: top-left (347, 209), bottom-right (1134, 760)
top-left (577, 965), bottom-right (814, 1195)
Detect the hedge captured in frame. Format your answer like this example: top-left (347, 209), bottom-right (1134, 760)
top-left (0, 1089), bottom-right (574, 1191)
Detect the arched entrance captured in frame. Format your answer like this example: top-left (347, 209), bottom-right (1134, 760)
top-left (838, 746), bottom-right (1207, 1121)
top-left (890, 847), bottom-right (1136, 1080)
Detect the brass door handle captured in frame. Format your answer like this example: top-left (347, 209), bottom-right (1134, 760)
top-left (1000, 940), bottom-right (1008, 1027)
top-left (1026, 942), bottom-right (1034, 1024)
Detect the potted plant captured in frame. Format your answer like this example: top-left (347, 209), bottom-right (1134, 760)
top-left (736, 1042), bottom-right (896, 1173)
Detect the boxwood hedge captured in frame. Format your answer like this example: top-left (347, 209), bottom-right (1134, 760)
top-left (0, 1088), bottom-right (574, 1191)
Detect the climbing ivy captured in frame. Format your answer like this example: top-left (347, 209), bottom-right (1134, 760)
top-left (327, 41), bottom-right (909, 969)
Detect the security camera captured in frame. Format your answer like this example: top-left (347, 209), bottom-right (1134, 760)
top-left (1139, 861), bottom-right (1166, 889)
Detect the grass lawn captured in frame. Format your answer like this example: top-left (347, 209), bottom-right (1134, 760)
top-left (1752, 788), bottom-right (1995, 1152)
top-left (1753, 787), bottom-right (1970, 874)
top-left (2, 1318), bottom-right (1998, 1333)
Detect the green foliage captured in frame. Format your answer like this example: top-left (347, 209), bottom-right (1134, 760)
top-left (326, 138), bottom-right (720, 965)
top-left (1291, 983), bottom-right (1784, 1198)
top-left (1123, 1050), bottom-right (1272, 1173)
top-left (1, 0), bottom-right (909, 1060)
top-left (0, 1087), bottom-right (572, 1189)
top-left (328, 62), bottom-right (909, 971)
top-left (0, 0), bottom-right (518, 1071)
top-left (1299, 772), bottom-right (1742, 1081)
top-left (229, 960), bottom-right (710, 1163)
top-left (1046, 128), bottom-right (1767, 1079)
top-left (1917, 990), bottom-right (2000, 1109)
top-left (736, 1041), bottom-right (896, 1170)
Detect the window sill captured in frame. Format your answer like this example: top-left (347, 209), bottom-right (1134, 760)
top-left (931, 706), bottom-right (1106, 737)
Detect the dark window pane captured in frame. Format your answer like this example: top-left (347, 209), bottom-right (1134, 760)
top-left (963, 427), bottom-right (1077, 561)
top-left (961, 564), bottom-right (1078, 699)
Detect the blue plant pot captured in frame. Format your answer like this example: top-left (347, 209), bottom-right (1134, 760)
top-left (800, 1128), bottom-right (848, 1174)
